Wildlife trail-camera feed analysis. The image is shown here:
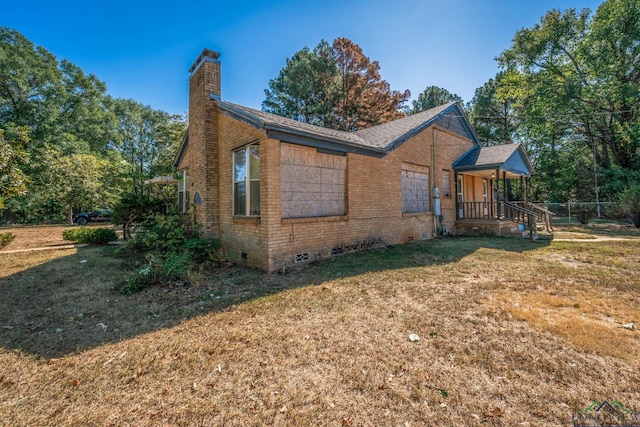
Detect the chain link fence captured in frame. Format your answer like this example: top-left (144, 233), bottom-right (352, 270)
top-left (541, 201), bottom-right (626, 223)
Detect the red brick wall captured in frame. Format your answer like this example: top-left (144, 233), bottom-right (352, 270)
top-left (261, 125), bottom-right (474, 272)
top-left (184, 54), bottom-right (221, 236)
top-left (216, 115), bottom-right (269, 269)
top-left (182, 52), bottom-right (477, 271)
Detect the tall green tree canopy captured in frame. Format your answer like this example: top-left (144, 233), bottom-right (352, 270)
top-left (263, 38), bottom-right (410, 131)
top-left (111, 98), bottom-right (185, 194)
top-left (41, 149), bottom-right (116, 224)
top-left (0, 27), bottom-right (185, 222)
top-left (262, 40), bottom-right (339, 127)
top-left (0, 27), bottom-right (116, 156)
top-left (496, 0), bottom-right (640, 200)
top-left (466, 73), bottom-right (519, 145)
top-left (409, 86), bottom-right (462, 115)
top-left (0, 127), bottom-right (29, 208)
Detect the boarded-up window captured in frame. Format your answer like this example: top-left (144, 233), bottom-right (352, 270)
top-left (281, 143), bottom-right (346, 218)
top-left (402, 163), bottom-right (430, 213)
top-left (442, 169), bottom-right (451, 197)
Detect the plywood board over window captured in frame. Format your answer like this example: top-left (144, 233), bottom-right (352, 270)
top-left (281, 143), bottom-right (346, 218)
top-left (402, 162), bottom-right (430, 213)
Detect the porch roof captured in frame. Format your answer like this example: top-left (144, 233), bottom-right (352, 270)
top-left (452, 143), bottom-right (534, 178)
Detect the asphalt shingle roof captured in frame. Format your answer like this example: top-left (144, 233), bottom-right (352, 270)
top-left (220, 102), bottom-right (369, 146)
top-left (176, 98), bottom-right (534, 177)
top-left (217, 100), bottom-right (464, 154)
top-left (454, 144), bottom-right (520, 167)
top-left (453, 143), bottom-right (534, 176)
top-left (354, 102), bottom-right (454, 149)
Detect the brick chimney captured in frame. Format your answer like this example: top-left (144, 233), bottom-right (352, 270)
top-left (188, 49), bottom-right (221, 236)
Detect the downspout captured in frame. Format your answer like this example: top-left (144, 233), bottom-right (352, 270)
top-left (454, 172), bottom-right (458, 220)
top-left (432, 127), bottom-right (438, 236)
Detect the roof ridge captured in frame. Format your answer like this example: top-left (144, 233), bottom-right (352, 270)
top-left (217, 100), bottom-right (471, 155)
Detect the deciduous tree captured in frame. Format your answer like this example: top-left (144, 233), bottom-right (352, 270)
top-left (41, 149), bottom-right (115, 224)
top-left (496, 0), bottom-right (640, 200)
top-left (0, 127), bottom-right (29, 208)
top-left (263, 38), bottom-right (409, 131)
top-left (111, 98), bottom-right (185, 194)
top-left (466, 72), bottom-right (522, 146)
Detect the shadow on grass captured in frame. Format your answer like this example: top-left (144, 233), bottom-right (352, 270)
top-left (0, 236), bottom-right (549, 359)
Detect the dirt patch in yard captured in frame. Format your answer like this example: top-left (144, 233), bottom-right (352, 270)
top-left (0, 224), bottom-right (119, 252)
top-left (0, 225), bottom-right (74, 250)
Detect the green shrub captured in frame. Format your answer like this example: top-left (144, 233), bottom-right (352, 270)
top-left (0, 232), bottom-right (16, 249)
top-left (62, 227), bottom-right (118, 244)
top-left (180, 237), bottom-right (221, 263)
top-left (120, 262), bottom-right (154, 294)
top-left (122, 213), bottom-right (200, 253)
top-left (619, 185), bottom-right (640, 228)
top-left (116, 214), bottom-right (231, 293)
top-left (111, 192), bottom-right (166, 239)
top-left (119, 252), bottom-right (193, 294)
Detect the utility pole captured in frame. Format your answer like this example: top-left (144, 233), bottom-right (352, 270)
top-left (593, 139), bottom-right (601, 218)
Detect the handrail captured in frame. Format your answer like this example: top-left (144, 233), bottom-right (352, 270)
top-left (502, 201), bottom-right (538, 239)
top-left (515, 201), bottom-right (554, 232)
top-left (457, 201), bottom-right (538, 239)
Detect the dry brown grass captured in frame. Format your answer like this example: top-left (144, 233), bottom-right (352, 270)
top-left (1, 224), bottom-right (640, 426)
top-left (0, 224), bottom-right (72, 250)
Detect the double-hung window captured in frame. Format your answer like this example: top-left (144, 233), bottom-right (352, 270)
top-left (233, 144), bottom-right (260, 216)
top-left (178, 169), bottom-right (189, 213)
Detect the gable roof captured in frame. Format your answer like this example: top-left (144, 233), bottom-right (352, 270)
top-left (452, 143), bottom-right (534, 177)
top-left (217, 100), bottom-right (479, 157)
top-left (355, 102), bottom-right (480, 150)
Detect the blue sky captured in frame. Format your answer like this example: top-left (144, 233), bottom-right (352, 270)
top-left (5, 0), bottom-right (603, 116)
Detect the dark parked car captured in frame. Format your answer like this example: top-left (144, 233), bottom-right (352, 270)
top-left (75, 209), bottom-right (111, 226)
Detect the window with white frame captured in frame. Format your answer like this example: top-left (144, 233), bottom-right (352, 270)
top-left (401, 162), bottom-right (430, 213)
top-left (233, 144), bottom-right (260, 216)
top-left (178, 169), bottom-right (189, 213)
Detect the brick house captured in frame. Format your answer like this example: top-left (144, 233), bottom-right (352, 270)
top-left (174, 49), bottom-right (549, 272)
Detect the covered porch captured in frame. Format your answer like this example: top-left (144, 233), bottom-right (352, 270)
top-left (452, 144), bottom-right (553, 238)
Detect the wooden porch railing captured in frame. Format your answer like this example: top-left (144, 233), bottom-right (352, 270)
top-left (513, 201), bottom-right (554, 232)
top-left (457, 201), bottom-right (542, 238)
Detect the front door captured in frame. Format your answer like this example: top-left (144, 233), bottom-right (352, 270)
top-left (483, 179), bottom-right (488, 217)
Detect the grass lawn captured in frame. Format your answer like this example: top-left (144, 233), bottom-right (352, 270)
top-left (1, 223), bottom-right (639, 426)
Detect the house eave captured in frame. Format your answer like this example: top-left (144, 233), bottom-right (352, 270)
top-left (216, 99), bottom-right (266, 129)
top-left (454, 164), bottom-right (532, 178)
top-left (266, 125), bottom-right (386, 158)
top-left (217, 97), bottom-right (386, 158)
top-left (173, 130), bottom-right (189, 168)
